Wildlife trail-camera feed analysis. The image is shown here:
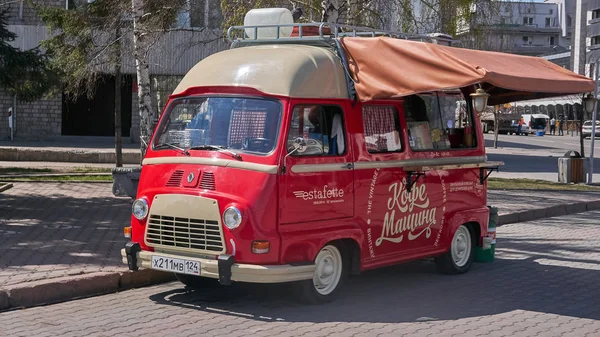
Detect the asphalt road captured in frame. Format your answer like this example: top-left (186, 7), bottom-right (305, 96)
top-left (484, 133), bottom-right (600, 182)
top-left (1, 211), bottom-right (599, 337)
top-left (484, 132), bottom-right (600, 154)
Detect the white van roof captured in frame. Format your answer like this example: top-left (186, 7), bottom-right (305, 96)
top-left (173, 44), bottom-right (349, 99)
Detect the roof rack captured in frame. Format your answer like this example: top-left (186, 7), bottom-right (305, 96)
top-left (226, 22), bottom-right (462, 48)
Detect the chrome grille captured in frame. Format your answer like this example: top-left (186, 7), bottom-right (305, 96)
top-left (146, 214), bottom-right (224, 253)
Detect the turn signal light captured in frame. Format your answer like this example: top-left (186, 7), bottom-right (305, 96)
top-left (251, 241), bottom-right (270, 254)
top-left (124, 226), bottom-right (132, 238)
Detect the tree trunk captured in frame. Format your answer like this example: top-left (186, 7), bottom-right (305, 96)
top-left (579, 106), bottom-right (585, 157)
top-left (494, 106), bottom-right (499, 149)
top-left (321, 0), bottom-right (340, 23)
top-left (132, 0), bottom-right (154, 159)
top-left (114, 27), bottom-right (123, 167)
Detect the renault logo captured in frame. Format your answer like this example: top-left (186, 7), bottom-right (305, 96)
top-left (187, 172), bottom-right (195, 183)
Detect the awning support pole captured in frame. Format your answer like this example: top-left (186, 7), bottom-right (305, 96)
top-left (588, 59), bottom-right (599, 184)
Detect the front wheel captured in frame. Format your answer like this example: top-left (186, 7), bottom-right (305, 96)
top-left (293, 244), bottom-right (347, 304)
top-left (434, 225), bottom-right (475, 274)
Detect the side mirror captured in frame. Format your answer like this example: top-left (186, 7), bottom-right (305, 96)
top-left (282, 137), bottom-right (308, 174)
top-left (292, 137), bottom-right (307, 153)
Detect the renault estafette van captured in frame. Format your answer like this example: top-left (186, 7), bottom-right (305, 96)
top-left (121, 8), bottom-right (595, 304)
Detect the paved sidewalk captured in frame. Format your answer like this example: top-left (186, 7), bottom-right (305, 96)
top-left (0, 183), bottom-right (130, 288)
top-left (488, 189), bottom-right (600, 216)
top-left (1, 211), bottom-right (599, 336)
top-left (0, 182), bottom-right (599, 311)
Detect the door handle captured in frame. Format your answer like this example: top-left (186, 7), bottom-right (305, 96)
top-left (343, 163), bottom-right (354, 169)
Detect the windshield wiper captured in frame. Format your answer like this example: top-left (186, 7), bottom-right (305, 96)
top-left (188, 145), bottom-right (242, 161)
top-left (154, 143), bottom-right (190, 156)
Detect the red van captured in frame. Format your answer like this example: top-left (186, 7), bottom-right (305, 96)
top-left (121, 9), bottom-right (595, 304)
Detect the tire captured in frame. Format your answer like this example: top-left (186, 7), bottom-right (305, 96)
top-left (174, 273), bottom-right (221, 289)
top-left (434, 224), bottom-right (475, 275)
top-left (293, 243), bottom-right (347, 304)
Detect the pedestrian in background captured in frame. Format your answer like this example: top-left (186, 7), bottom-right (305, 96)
top-left (558, 118), bottom-right (564, 136)
top-left (550, 117), bottom-right (556, 135)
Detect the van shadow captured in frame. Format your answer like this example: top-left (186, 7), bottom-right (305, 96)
top-left (148, 240), bottom-right (600, 323)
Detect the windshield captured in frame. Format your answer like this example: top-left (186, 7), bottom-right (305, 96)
top-left (153, 97), bottom-right (282, 155)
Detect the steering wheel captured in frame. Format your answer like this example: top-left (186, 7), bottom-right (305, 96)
top-left (243, 138), bottom-right (273, 152)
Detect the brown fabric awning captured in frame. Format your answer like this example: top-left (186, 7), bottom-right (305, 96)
top-left (340, 37), bottom-right (595, 105)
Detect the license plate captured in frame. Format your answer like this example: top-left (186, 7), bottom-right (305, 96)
top-left (151, 255), bottom-right (200, 276)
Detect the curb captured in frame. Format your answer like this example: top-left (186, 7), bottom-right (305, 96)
top-left (0, 148), bottom-right (140, 165)
top-left (497, 199), bottom-right (600, 226)
top-left (0, 183), bottom-right (13, 192)
top-left (0, 173), bottom-right (112, 178)
top-left (0, 180), bottom-right (112, 184)
top-left (0, 269), bottom-right (176, 311)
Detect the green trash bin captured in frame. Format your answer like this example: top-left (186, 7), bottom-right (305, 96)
top-left (475, 206), bottom-right (497, 262)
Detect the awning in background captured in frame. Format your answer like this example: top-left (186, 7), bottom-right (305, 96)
top-left (340, 37), bottom-right (595, 105)
top-left (530, 114), bottom-right (551, 119)
top-left (509, 94), bottom-right (583, 106)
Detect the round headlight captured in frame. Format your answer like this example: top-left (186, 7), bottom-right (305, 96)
top-left (223, 206), bottom-right (242, 230)
top-left (132, 198), bottom-right (149, 220)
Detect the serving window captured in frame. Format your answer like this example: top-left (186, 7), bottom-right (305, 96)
top-left (403, 90), bottom-right (477, 151)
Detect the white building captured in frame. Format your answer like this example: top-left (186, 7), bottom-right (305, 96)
top-left (458, 1), bottom-right (566, 56)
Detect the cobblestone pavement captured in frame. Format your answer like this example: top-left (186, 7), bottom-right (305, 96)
top-left (1, 211), bottom-right (599, 337)
top-left (0, 183), bottom-right (130, 287)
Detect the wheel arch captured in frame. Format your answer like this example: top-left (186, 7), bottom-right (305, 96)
top-left (443, 207), bottom-right (489, 249)
top-left (280, 227), bottom-right (363, 272)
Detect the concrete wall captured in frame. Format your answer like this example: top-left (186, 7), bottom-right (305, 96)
top-left (0, 91), bottom-right (62, 141)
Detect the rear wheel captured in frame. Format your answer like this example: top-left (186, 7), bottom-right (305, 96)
top-left (293, 243), bottom-right (347, 304)
top-left (174, 273), bottom-right (221, 289)
top-left (435, 224), bottom-right (475, 274)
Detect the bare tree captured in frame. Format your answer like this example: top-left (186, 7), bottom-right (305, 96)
top-left (38, 0), bottom-right (130, 166)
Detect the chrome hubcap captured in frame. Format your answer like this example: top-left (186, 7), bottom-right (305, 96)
top-left (313, 246), bottom-right (342, 295)
top-left (451, 226), bottom-right (471, 267)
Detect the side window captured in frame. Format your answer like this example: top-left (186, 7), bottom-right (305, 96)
top-left (403, 91), bottom-right (477, 151)
top-left (287, 104), bottom-right (346, 156)
top-left (362, 105), bottom-right (403, 153)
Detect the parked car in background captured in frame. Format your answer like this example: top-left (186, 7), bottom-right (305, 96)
top-left (508, 122), bottom-right (533, 135)
top-left (582, 120), bottom-right (600, 138)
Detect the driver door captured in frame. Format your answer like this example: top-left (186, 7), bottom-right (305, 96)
top-left (279, 102), bottom-right (354, 224)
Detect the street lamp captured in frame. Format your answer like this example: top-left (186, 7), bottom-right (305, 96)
top-left (583, 93), bottom-right (597, 114)
top-left (470, 88), bottom-right (490, 112)
top-left (587, 89), bottom-right (599, 184)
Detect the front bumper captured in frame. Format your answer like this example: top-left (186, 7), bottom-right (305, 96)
top-left (121, 243), bottom-right (315, 285)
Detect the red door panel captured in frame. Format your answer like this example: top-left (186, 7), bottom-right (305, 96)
top-left (279, 102), bottom-right (354, 225)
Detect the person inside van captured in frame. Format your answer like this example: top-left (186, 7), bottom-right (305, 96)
top-left (403, 94), bottom-right (429, 123)
top-left (299, 105), bottom-right (346, 156)
top-left (306, 106), bottom-right (329, 152)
